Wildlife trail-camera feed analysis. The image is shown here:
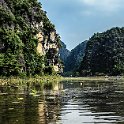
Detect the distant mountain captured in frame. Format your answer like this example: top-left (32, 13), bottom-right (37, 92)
top-left (79, 27), bottom-right (124, 76)
top-left (59, 41), bottom-right (70, 63)
top-left (64, 41), bottom-right (87, 73)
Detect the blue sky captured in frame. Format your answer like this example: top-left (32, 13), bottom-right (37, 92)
top-left (40, 0), bottom-right (124, 50)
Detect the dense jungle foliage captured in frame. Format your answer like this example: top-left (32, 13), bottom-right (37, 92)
top-left (79, 27), bottom-right (124, 76)
top-left (0, 0), bottom-right (61, 77)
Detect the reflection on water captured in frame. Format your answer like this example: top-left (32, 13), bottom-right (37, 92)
top-left (0, 80), bottom-right (124, 124)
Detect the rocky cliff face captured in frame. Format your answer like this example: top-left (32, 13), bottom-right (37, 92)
top-left (36, 30), bottom-right (61, 72)
top-left (79, 27), bottom-right (124, 76)
top-left (0, 0), bottom-right (62, 76)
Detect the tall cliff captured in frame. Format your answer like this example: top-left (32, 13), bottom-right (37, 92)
top-left (0, 0), bottom-right (62, 76)
top-left (79, 27), bottom-right (124, 76)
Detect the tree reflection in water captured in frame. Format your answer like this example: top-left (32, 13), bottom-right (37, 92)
top-left (0, 80), bottom-right (124, 124)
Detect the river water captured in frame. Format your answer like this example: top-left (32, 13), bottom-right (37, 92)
top-left (0, 80), bottom-right (124, 124)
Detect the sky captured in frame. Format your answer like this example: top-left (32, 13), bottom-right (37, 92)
top-left (40, 0), bottom-right (124, 50)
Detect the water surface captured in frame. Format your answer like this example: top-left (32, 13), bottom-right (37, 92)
top-left (0, 80), bottom-right (124, 124)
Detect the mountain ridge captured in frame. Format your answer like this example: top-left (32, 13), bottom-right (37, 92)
top-left (79, 27), bottom-right (124, 76)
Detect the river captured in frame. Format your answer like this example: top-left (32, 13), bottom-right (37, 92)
top-left (0, 80), bottom-right (124, 124)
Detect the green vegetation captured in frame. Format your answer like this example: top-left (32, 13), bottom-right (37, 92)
top-left (79, 27), bottom-right (124, 76)
top-left (0, 0), bottom-right (61, 77)
top-left (0, 75), bottom-right (62, 85)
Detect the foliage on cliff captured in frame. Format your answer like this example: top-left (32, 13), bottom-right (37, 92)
top-left (79, 27), bottom-right (124, 76)
top-left (0, 0), bottom-right (61, 77)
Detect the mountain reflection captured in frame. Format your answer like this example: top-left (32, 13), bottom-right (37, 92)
top-left (0, 80), bottom-right (124, 124)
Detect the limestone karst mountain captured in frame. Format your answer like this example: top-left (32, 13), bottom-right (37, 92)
top-left (0, 0), bottom-right (62, 76)
top-left (79, 27), bottom-right (124, 76)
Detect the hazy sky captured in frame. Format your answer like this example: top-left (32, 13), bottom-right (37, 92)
top-left (40, 0), bottom-right (124, 50)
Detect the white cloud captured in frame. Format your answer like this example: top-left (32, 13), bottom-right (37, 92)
top-left (80, 0), bottom-right (123, 13)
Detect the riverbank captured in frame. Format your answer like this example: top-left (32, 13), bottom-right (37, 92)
top-left (0, 76), bottom-right (123, 85)
top-left (0, 75), bottom-right (62, 85)
top-left (62, 76), bottom-right (124, 82)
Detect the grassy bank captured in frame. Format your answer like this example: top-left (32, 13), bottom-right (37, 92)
top-left (62, 76), bottom-right (124, 82)
top-left (0, 75), bottom-right (63, 85)
top-left (0, 76), bottom-right (124, 85)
